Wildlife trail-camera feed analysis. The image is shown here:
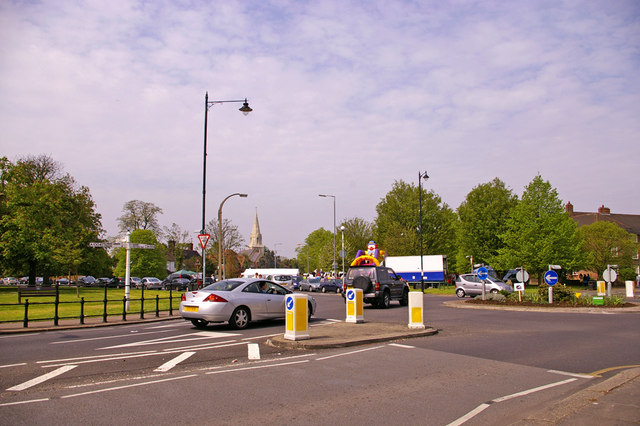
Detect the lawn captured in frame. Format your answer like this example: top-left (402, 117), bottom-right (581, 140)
top-left (0, 286), bottom-right (183, 323)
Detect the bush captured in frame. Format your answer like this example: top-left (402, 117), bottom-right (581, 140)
top-left (537, 283), bottom-right (575, 302)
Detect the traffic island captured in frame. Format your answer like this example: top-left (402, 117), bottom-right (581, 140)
top-left (266, 321), bottom-right (438, 349)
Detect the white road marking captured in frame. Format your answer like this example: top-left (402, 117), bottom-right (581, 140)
top-left (38, 350), bottom-right (157, 365)
top-left (0, 362), bottom-right (27, 369)
top-left (7, 365), bottom-right (77, 391)
top-left (205, 360), bottom-right (310, 375)
top-left (388, 343), bottom-right (416, 349)
top-left (154, 351), bottom-right (196, 372)
top-left (52, 329), bottom-right (172, 344)
top-left (241, 333), bottom-right (281, 340)
top-left (447, 403), bottom-right (491, 426)
top-left (547, 369), bottom-right (595, 379)
top-left (0, 398), bottom-right (50, 407)
top-left (491, 378), bottom-right (577, 403)
top-left (61, 374), bottom-right (198, 399)
top-left (315, 345), bottom-right (384, 361)
top-left (98, 331), bottom-right (239, 350)
top-left (247, 343), bottom-right (260, 360)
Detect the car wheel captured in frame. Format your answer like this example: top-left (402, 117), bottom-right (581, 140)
top-left (490, 289), bottom-right (498, 294)
top-left (229, 307), bottom-right (250, 330)
top-left (380, 291), bottom-right (391, 309)
top-left (455, 288), bottom-right (466, 298)
top-left (190, 319), bottom-right (208, 328)
top-left (399, 289), bottom-right (409, 306)
top-left (308, 303), bottom-right (313, 321)
top-left (322, 287), bottom-right (326, 293)
top-left (352, 276), bottom-right (373, 293)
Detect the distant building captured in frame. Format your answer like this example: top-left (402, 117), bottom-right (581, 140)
top-left (565, 202), bottom-right (640, 276)
top-left (241, 208), bottom-right (266, 265)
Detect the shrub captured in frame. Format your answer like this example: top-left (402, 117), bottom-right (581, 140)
top-left (537, 283), bottom-right (575, 303)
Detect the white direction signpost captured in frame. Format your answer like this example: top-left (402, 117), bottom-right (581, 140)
top-left (544, 269), bottom-right (559, 304)
top-left (89, 237), bottom-right (156, 310)
top-left (514, 268), bottom-right (529, 301)
top-left (477, 267), bottom-right (489, 300)
top-left (603, 265), bottom-right (618, 297)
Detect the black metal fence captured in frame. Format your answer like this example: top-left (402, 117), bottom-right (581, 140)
top-left (0, 285), bottom-right (181, 328)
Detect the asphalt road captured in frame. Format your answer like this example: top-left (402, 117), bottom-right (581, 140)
top-left (1, 293), bottom-right (638, 425)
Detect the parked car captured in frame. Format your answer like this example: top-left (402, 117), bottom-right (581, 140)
top-left (342, 265), bottom-right (409, 308)
top-left (455, 274), bottom-right (513, 298)
top-left (268, 275), bottom-right (294, 287)
top-left (319, 278), bottom-right (342, 293)
top-left (95, 277), bottom-right (113, 287)
top-left (56, 277), bottom-right (70, 285)
top-left (141, 277), bottom-right (162, 289)
top-left (299, 277), bottom-right (322, 292)
top-left (291, 275), bottom-right (303, 290)
top-left (78, 276), bottom-right (96, 286)
top-left (130, 277), bottom-right (142, 288)
top-left (2, 277), bottom-right (19, 285)
top-left (179, 278), bottom-right (316, 329)
top-left (162, 273), bottom-right (193, 291)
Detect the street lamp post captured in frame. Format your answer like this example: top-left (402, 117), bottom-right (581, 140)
top-left (319, 194), bottom-right (336, 276)
top-left (274, 243), bottom-right (282, 268)
top-left (418, 170), bottom-right (429, 292)
top-left (340, 225), bottom-right (345, 288)
top-left (202, 92), bottom-right (252, 284)
top-left (217, 193), bottom-right (248, 281)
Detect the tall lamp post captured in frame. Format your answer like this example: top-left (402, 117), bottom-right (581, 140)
top-left (319, 194), bottom-right (336, 276)
top-left (218, 193), bottom-right (248, 281)
top-left (418, 170), bottom-right (429, 292)
top-left (274, 243), bottom-right (282, 268)
top-left (202, 92), bottom-right (252, 283)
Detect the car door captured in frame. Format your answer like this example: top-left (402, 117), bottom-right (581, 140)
top-left (264, 282), bottom-right (287, 316)
top-left (241, 282), bottom-right (269, 319)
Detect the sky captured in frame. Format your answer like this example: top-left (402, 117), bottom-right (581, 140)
top-left (1, 0), bottom-right (639, 259)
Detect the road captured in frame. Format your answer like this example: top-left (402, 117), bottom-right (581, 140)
top-left (1, 293), bottom-right (638, 425)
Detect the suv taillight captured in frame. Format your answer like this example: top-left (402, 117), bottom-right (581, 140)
top-left (181, 293), bottom-right (186, 301)
top-left (375, 281), bottom-right (380, 291)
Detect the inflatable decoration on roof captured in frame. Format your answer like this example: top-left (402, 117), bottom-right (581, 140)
top-left (351, 241), bottom-right (386, 266)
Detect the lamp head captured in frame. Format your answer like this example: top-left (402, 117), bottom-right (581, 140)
top-left (239, 193), bottom-right (248, 198)
top-left (239, 99), bottom-right (252, 115)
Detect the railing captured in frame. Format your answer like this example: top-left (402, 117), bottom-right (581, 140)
top-left (0, 286), bottom-right (182, 328)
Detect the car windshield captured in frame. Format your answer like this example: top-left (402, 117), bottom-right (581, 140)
top-left (274, 275), bottom-right (291, 281)
top-left (487, 277), bottom-right (506, 284)
top-left (202, 280), bottom-right (244, 291)
top-left (309, 278), bottom-right (320, 283)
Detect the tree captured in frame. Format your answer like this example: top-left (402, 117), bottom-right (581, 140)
top-left (374, 180), bottom-right (457, 268)
top-left (0, 155), bottom-right (103, 283)
top-left (339, 217), bottom-right (374, 262)
top-left (204, 217), bottom-right (245, 275)
top-left (163, 222), bottom-right (192, 271)
top-left (113, 229), bottom-right (166, 278)
top-left (456, 178), bottom-right (518, 272)
top-left (296, 228), bottom-right (334, 273)
top-left (496, 175), bottom-right (584, 278)
top-left (117, 200), bottom-right (163, 234)
top-left (578, 221), bottom-right (638, 280)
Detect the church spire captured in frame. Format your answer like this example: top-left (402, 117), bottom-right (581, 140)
top-left (249, 208), bottom-right (264, 252)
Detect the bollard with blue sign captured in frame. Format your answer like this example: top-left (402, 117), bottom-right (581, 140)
top-left (284, 293), bottom-right (309, 341)
top-left (345, 288), bottom-right (364, 323)
top-left (544, 270), bottom-right (558, 304)
top-left (408, 291), bottom-right (425, 330)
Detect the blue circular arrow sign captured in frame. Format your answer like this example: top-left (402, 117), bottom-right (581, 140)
top-left (544, 270), bottom-right (559, 286)
top-left (477, 267), bottom-right (489, 280)
top-left (286, 296), bottom-right (294, 310)
top-left (347, 289), bottom-right (355, 300)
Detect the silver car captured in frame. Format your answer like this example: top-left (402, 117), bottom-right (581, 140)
top-left (455, 274), bottom-right (513, 298)
top-left (179, 278), bottom-right (316, 329)
top-left (299, 277), bottom-right (322, 292)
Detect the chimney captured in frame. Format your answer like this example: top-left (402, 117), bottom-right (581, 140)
top-left (597, 205), bottom-right (611, 215)
top-left (564, 201), bottom-right (574, 214)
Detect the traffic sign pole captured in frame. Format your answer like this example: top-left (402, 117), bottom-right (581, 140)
top-left (477, 267), bottom-right (489, 301)
top-left (544, 269), bottom-right (559, 304)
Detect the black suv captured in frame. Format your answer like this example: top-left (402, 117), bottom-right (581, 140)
top-left (342, 265), bottom-right (409, 308)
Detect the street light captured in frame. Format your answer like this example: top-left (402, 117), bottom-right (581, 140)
top-left (418, 170), bottom-right (429, 292)
top-left (319, 194), bottom-right (336, 276)
top-left (218, 193), bottom-right (248, 281)
top-left (340, 225), bottom-right (346, 288)
top-left (274, 243), bottom-right (282, 268)
top-left (202, 92), bottom-right (252, 284)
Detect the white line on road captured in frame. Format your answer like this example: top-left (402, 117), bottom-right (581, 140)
top-left (38, 350), bottom-right (157, 365)
top-left (7, 365), bottom-right (77, 391)
top-left (0, 398), bottom-right (50, 407)
top-left (154, 351), bottom-right (196, 372)
top-left (61, 374), bottom-right (198, 399)
top-left (491, 378), bottom-right (577, 403)
top-left (51, 329), bottom-right (172, 344)
top-left (447, 403), bottom-right (490, 426)
top-left (315, 345), bottom-right (384, 361)
top-left (247, 343), bottom-right (260, 360)
top-left (205, 360), bottom-right (310, 375)
top-left (388, 343), bottom-right (416, 349)
top-left (98, 331), bottom-right (239, 350)
top-left (0, 362), bottom-right (27, 369)
top-left (547, 369), bottom-right (595, 379)
top-left (241, 333), bottom-right (281, 341)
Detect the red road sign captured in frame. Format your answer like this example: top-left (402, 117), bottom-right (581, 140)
top-left (198, 234), bottom-right (210, 250)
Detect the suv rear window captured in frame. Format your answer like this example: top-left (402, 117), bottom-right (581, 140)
top-left (347, 267), bottom-right (376, 280)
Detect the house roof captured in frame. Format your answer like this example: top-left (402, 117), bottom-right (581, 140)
top-left (566, 203), bottom-right (640, 237)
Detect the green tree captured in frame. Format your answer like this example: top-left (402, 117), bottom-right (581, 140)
top-left (114, 229), bottom-right (166, 278)
top-left (0, 155), bottom-right (103, 283)
top-left (374, 180), bottom-right (457, 268)
top-left (578, 221), bottom-right (638, 280)
top-left (163, 222), bottom-right (192, 271)
top-left (296, 228), bottom-right (334, 273)
top-left (339, 217), bottom-right (374, 263)
top-left (496, 175), bottom-right (584, 279)
top-left (204, 217), bottom-right (245, 275)
top-left (117, 200), bottom-right (163, 234)
top-left (456, 178), bottom-right (518, 273)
